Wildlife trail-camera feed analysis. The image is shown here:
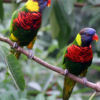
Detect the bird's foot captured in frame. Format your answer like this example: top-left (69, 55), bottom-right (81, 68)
top-left (28, 49), bottom-right (34, 59)
top-left (82, 77), bottom-right (87, 86)
top-left (64, 69), bottom-right (69, 75)
top-left (13, 42), bottom-right (18, 48)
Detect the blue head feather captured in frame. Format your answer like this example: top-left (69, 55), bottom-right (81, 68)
top-left (38, 0), bottom-right (48, 13)
top-left (79, 28), bottom-right (96, 47)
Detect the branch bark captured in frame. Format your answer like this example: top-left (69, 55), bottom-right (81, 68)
top-left (0, 35), bottom-right (100, 92)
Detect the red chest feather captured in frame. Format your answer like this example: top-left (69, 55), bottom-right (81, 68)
top-left (13, 11), bottom-right (42, 30)
top-left (65, 45), bottom-right (93, 63)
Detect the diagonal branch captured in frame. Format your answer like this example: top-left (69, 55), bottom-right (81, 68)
top-left (0, 35), bottom-right (100, 92)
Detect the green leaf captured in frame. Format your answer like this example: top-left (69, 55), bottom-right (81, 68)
top-left (73, 87), bottom-right (92, 94)
top-left (76, 0), bottom-right (84, 3)
top-left (0, 0), bottom-right (4, 22)
top-left (88, 0), bottom-right (99, 5)
top-left (89, 13), bottom-right (100, 26)
top-left (91, 65), bottom-right (100, 72)
top-left (19, 99), bottom-right (28, 100)
top-left (53, 1), bottom-right (72, 48)
top-left (42, 73), bottom-right (54, 92)
top-left (35, 93), bottom-right (45, 100)
top-left (19, 90), bottom-right (27, 98)
top-left (41, 0), bottom-right (54, 27)
top-left (50, 0), bottom-right (75, 46)
top-left (28, 82), bottom-right (42, 91)
top-left (16, 0), bottom-right (22, 3)
top-left (81, 4), bottom-right (93, 12)
top-left (58, 0), bottom-right (75, 29)
top-left (0, 94), bottom-right (9, 100)
top-left (50, 8), bottom-right (60, 38)
top-left (0, 45), bottom-right (25, 91)
top-left (47, 95), bottom-right (56, 100)
top-left (48, 44), bottom-right (58, 53)
top-left (62, 0), bottom-right (74, 15)
top-left (30, 97), bottom-right (35, 100)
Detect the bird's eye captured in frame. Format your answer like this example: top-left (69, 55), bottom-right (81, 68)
top-left (86, 34), bottom-right (90, 36)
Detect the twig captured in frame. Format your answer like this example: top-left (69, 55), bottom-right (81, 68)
top-left (74, 3), bottom-right (86, 7)
top-left (74, 3), bottom-right (100, 7)
top-left (0, 35), bottom-right (100, 92)
top-left (89, 91), bottom-right (98, 100)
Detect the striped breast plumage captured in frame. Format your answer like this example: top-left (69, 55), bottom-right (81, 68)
top-left (63, 44), bottom-right (93, 75)
top-left (13, 11), bottom-right (42, 31)
top-left (65, 44), bottom-right (93, 63)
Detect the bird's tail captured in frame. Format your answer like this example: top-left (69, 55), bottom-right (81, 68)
top-left (63, 76), bottom-right (76, 100)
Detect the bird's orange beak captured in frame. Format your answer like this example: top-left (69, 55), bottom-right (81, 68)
top-left (92, 33), bottom-right (98, 42)
top-left (47, 0), bottom-right (51, 7)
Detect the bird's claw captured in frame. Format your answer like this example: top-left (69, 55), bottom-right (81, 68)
top-left (82, 77), bottom-right (87, 86)
top-left (28, 49), bottom-right (34, 59)
top-left (13, 42), bottom-right (18, 48)
top-left (64, 69), bottom-right (69, 75)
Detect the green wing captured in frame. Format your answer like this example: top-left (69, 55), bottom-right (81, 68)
top-left (62, 44), bottom-right (72, 70)
top-left (10, 10), bottom-right (19, 35)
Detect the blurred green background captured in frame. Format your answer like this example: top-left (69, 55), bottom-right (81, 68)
top-left (0, 0), bottom-right (100, 100)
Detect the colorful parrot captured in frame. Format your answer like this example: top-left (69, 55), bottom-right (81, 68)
top-left (62, 28), bottom-right (98, 100)
top-left (9, 0), bottom-right (51, 59)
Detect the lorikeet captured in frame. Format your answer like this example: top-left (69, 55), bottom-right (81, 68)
top-left (62, 28), bottom-right (98, 100)
top-left (9, 0), bottom-right (51, 59)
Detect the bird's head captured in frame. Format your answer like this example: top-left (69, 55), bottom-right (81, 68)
top-left (38, 0), bottom-right (51, 7)
top-left (75, 28), bottom-right (98, 47)
top-left (37, 0), bottom-right (51, 12)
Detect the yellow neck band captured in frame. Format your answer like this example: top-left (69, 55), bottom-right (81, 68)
top-left (76, 33), bottom-right (82, 46)
top-left (25, 0), bottom-right (39, 12)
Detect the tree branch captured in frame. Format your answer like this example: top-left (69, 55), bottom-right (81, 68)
top-left (74, 3), bottom-right (100, 7)
top-left (0, 35), bottom-right (100, 92)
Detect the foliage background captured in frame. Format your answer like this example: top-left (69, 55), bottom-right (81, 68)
top-left (0, 0), bottom-right (100, 100)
